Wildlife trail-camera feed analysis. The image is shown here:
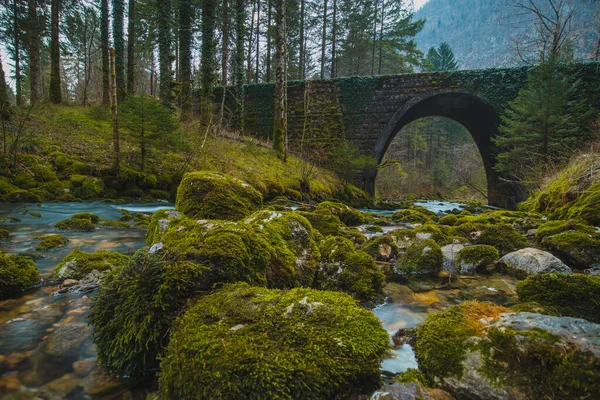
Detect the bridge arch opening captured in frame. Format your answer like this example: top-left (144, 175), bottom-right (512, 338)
top-left (375, 117), bottom-right (487, 201)
top-left (368, 91), bottom-right (516, 207)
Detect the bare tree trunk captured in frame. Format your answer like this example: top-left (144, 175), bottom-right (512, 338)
top-left (255, 0), bottom-right (261, 82)
top-left (320, 0), bottom-right (327, 79)
top-left (298, 0), bottom-right (305, 80)
top-left (28, 0), bottom-right (41, 104)
top-left (273, 0), bottom-right (286, 159)
top-left (265, 0), bottom-right (272, 82)
top-left (49, 0), bottom-right (62, 104)
top-left (127, 0), bottom-right (136, 97)
top-left (246, 0), bottom-right (255, 81)
top-left (101, 0), bottom-right (110, 106)
top-left (13, 0), bottom-right (22, 106)
top-left (330, 0), bottom-right (336, 78)
top-left (179, 0), bottom-right (192, 117)
top-left (222, 0), bottom-right (230, 85)
top-left (110, 48), bottom-right (120, 174)
top-left (378, 2), bottom-right (384, 75)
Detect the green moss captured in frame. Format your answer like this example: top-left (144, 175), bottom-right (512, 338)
top-left (456, 245), bottom-right (499, 268)
top-left (73, 177), bottom-right (103, 199)
top-left (516, 273), bottom-right (600, 322)
top-left (100, 220), bottom-right (131, 229)
top-left (89, 250), bottom-right (210, 377)
top-left (71, 212), bottom-right (100, 223)
top-left (480, 325), bottom-right (600, 399)
top-left (246, 211), bottom-right (321, 288)
top-left (48, 151), bottom-right (73, 171)
top-left (394, 368), bottom-right (427, 385)
top-left (3, 189), bottom-right (41, 203)
top-left (35, 234), bottom-right (68, 251)
top-left (176, 171), bottom-right (263, 220)
top-left (396, 239), bottom-right (443, 276)
top-left (359, 235), bottom-right (400, 261)
top-left (452, 222), bottom-right (527, 255)
top-left (55, 217), bottom-right (95, 232)
top-left (69, 174), bottom-right (87, 185)
top-left (54, 249), bottom-right (130, 280)
top-left (392, 209), bottom-right (433, 225)
top-left (298, 210), bottom-right (342, 237)
top-left (158, 283), bottom-right (390, 400)
top-left (315, 201), bottom-right (364, 226)
top-left (365, 225), bottom-right (383, 233)
top-left (0, 229), bottom-right (9, 241)
top-left (414, 301), bottom-right (509, 383)
top-left (535, 220), bottom-right (596, 244)
top-left (339, 227), bottom-right (367, 245)
top-left (0, 252), bottom-right (40, 296)
top-left (414, 224), bottom-right (450, 245)
top-left (541, 230), bottom-right (600, 268)
top-left (145, 210), bottom-right (183, 245)
top-left (439, 214), bottom-right (458, 226)
top-left (510, 301), bottom-right (560, 316)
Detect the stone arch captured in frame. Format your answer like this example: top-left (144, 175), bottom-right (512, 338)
top-left (367, 89), bottom-right (522, 209)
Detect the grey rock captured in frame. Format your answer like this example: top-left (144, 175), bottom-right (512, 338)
top-left (441, 243), bottom-right (465, 275)
top-left (371, 382), bottom-right (454, 400)
top-left (498, 248), bottom-right (571, 277)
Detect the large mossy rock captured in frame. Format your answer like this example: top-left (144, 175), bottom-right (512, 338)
top-left (498, 248), bottom-right (572, 278)
top-left (315, 201), bottom-right (364, 226)
top-left (89, 250), bottom-right (210, 377)
top-left (414, 301), bottom-right (600, 399)
top-left (451, 222), bottom-right (527, 255)
top-left (176, 171), bottom-right (262, 220)
top-left (317, 236), bottom-right (385, 306)
top-left (54, 249), bottom-right (130, 280)
top-left (516, 273), bottom-right (600, 323)
top-left (541, 230), bottom-right (600, 269)
top-left (395, 239), bottom-right (443, 276)
top-left (456, 245), bottom-right (499, 275)
top-left (359, 235), bottom-right (400, 262)
top-left (36, 234), bottom-right (68, 251)
top-left (535, 220), bottom-right (597, 244)
top-left (0, 252), bottom-right (40, 297)
top-left (392, 209), bottom-right (433, 225)
top-left (158, 284), bottom-right (390, 400)
top-left (298, 209), bottom-right (342, 237)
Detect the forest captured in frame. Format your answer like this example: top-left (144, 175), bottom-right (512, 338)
top-left (0, 0), bottom-right (599, 400)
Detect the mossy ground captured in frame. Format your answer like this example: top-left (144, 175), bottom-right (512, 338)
top-left (0, 104), bottom-right (367, 204)
top-left (0, 252), bottom-right (40, 297)
top-left (158, 284), bottom-right (390, 400)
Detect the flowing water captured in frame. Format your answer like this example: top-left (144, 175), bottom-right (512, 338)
top-left (0, 200), bottom-right (512, 398)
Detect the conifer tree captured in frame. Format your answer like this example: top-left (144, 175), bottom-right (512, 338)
top-left (127, 0), bottom-right (136, 97)
top-left (201, 0), bottom-right (217, 118)
top-left (113, 0), bottom-right (125, 102)
top-left (179, 0), bottom-right (192, 116)
top-left (425, 42), bottom-right (458, 72)
top-left (158, 0), bottom-right (172, 107)
top-left (49, 0), bottom-right (62, 103)
top-left (101, 0), bottom-right (110, 106)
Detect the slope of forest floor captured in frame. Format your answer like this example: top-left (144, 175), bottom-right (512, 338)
top-left (0, 104), bottom-right (369, 206)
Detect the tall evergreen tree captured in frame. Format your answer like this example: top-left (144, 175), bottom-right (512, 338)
top-left (494, 62), bottom-right (595, 183)
top-left (221, 0), bottom-right (229, 85)
top-left (112, 0), bottom-right (125, 102)
top-left (179, 0), bottom-right (192, 116)
top-left (49, 0), bottom-right (61, 103)
top-left (320, 0), bottom-right (327, 79)
top-left (273, 0), bottom-right (286, 159)
top-left (425, 42), bottom-right (458, 71)
top-left (127, 0), bottom-right (136, 97)
top-left (233, 0), bottom-right (245, 131)
top-left (101, 0), bottom-right (110, 106)
top-left (157, 0), bottom-right (172, 107)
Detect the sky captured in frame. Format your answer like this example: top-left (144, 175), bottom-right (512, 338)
top-left (414, 0), bottom-right (430, 10)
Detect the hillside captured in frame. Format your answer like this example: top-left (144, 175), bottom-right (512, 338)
top-left (414, 0), bottom-right (599, 69)
top-left (0, 104), bottom-right (368, 206)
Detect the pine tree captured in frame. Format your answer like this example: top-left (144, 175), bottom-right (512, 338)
top-left (425, 42), bottom-right (458, 72)
top-left (127, 0), bottom-right (136, 97)
top-left (101, 0), bottom-right (110, 106)
top-left (49, 0), bottom-right (61, 103)
top-left (494, 62), bottom-right (595, 183)
top-left (200, 0), bottom-right (217, 118)
top-left (179, 0), bottom-right (192, 116)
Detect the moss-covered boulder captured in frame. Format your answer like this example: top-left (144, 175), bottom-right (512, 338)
top-left (246, 210), bottom-right (320, 287)
top-left (414, 224), bottom-right (450, 245)
top-left (73, 177), bottom-right (103, 199)
top-left (176, 171), bottom-right (262, 220)
top-left (535, 220), bottom-right (596, 244)
top-left (541, 230), bottom-right (600, 269)
top-left (396, 239), bottom-right (443, 276)
top-left (35, 234), bottom-right (68, 251)
top-left (359, 235), bottom-right (400, 262)
top-left (0, 229), bottom-right (9, 241)
top-left (516, 273), bottom-right (600, 322)
top-left (55, 217), bottom-right (95, 232)
top-left (0, 252), bottom-right (39, 296)
top-left (71, 212), bottom-right (100, 223)
top-left (54, 249), bottom-right (130, 280)
top-left (392, 209), bottom-right (433, 225)
top-left (438, 214), bottom-right (458, 226)
top-left (315, 201), bottom-right (364, 226)
top-left (298, 210), bottom-right (342, 237)
top-left (3, 189), bottom-right (41, 203)
top-left (452, 222), bottom-right (527, 255)
top-left (145, 210), bottom-right (183, 245)
top-left (317, 237), bottom-right (385, 306)
top-left (339, 226), bottom-right (367, 245)
top-left (89, 250), bottom-right (209, 377)
top-left (456, 245), bottom-right (499, 275)
top-left (158, 284), bottom-right (390, 400)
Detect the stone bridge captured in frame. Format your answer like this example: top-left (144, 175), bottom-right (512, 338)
top-left (219, 63), bottom-right (600, 209)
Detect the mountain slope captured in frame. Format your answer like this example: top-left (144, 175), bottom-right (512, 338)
top-left (414, 0), bottom-right (599, 69)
